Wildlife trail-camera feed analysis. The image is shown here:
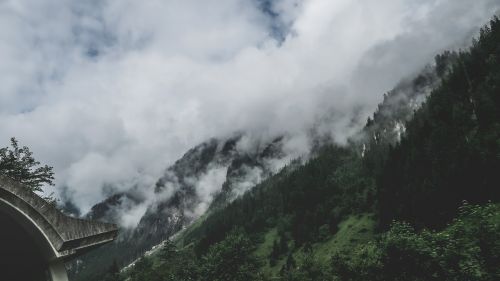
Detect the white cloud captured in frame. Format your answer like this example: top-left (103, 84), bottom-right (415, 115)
top-left (0, 0), bottom-right (498, 212)
top-left (191, 165), bottom-right (229, 217)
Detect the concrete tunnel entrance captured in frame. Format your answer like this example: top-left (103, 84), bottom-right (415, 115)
top-left (0, 212), bottom-right (49, 281)
top-left (0, 176), bottom-right (118, 281)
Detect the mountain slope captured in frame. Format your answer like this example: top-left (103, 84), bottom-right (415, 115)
top-left (378, 18), bottom-right (500, 229)
top-left (120, 16), bottom-right (500, 281)
top-left (70, 135), bottom-right (290, 281)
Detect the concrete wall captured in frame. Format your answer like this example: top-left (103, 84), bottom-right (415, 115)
top-left (0, 175), bottom-right (118, 280)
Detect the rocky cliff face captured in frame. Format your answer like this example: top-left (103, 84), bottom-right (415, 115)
top-left (70, 134), bottom-right (289, 280)
top-left (357, 51), bottom-right (458, 153)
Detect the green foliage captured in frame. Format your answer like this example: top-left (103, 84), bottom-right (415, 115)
top-left (155, 240), bottom-right (200, 281)
top-left (329, 203), bottom-right (500, 281)
top-left (187, 145), bottom-right (375, 256)
top-left (268, 229), bottom-right (290, 267)
top-left (129, 257), bottom-right (161, 281)
top-left (0, 137), bottom-right (55, 193)
top-left (312, 214), bottom-right (376, 266)
top-left (127, 228), bottom-right (263, 281)
top-left (200, 228), bottom-right (262, 281)
top-left (378, 16), bottom-right (500, 229)
top-left (269, 240), bottom-right (280, 266)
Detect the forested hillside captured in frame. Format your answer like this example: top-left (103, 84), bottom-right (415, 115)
top-left (104, 16), bottom-right (500, 281)
top-left (378, 21), bottom-right (500, 228)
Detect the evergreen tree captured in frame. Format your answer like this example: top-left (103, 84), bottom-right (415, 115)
top-left (269, 240), bottom-right (280, 266)
top-left (200, 228), bottom-right (261, 281)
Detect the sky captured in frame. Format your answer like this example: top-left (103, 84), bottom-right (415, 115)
top-left (0, 0), bottom-right (498, 213)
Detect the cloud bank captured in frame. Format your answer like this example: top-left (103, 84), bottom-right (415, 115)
top-left (0, 0), bottom-right (498, 212)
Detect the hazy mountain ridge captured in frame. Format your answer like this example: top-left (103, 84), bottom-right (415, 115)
top-left (70, 134), bottom-right (290, 280)
top-left (69, 47), bottom-right (462, 281)
top-left (69, 16), bottom-right (489, 280)
top-left (72, 58), bottom-right (449, 281)
top-left (359, 51), bottom-right (458, 149)
top-left (118, 18), bottom-right (500, 281)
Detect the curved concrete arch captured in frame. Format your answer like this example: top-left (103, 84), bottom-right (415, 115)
top-left (0, 175), bottom-right (118, 281)
top-left (0, 196), bottom-right (60, 261)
